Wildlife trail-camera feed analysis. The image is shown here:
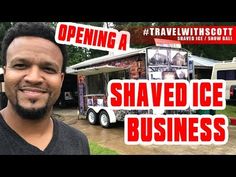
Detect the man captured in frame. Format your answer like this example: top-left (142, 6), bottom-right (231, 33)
top-left (0, 22), bottom-right (90, 155)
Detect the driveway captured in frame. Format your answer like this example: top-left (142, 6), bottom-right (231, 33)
top-left (54, 108), bottom-right (236, 155)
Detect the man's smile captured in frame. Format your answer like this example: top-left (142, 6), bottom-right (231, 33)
top-left (19, 87), bottom-right (48, 100)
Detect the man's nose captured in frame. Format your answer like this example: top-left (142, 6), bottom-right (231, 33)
top-left (24, 66), bottom-right (44, 84)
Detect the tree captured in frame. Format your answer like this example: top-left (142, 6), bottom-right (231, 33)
top-left (0, 22), bottom-right (14, 66)
top-left (1, 22), bottom-right (235, 67)
top-left (113, 22), bottom-right (236, 61)
top-left (55, 22), bottom-right (108, 66)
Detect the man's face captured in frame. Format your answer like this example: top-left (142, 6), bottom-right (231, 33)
top-left (4, 36), bottom-right (64, 119)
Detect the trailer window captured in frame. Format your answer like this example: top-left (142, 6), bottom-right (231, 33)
top-left (217, 70), bottom-right (236, 80)
top-left (109, 70), bottom-right (129, 80)
top-left (87, 74), bottom-right (105, 94)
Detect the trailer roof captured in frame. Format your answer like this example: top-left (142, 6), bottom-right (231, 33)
top-left (69, 48), bottom-right (145, 70)
top-left (67, 65), bottom-right (128, 76)
top-left (189, 55), bottom-right (221, 68)
top-left (66, 47), bottom-right (221, 74)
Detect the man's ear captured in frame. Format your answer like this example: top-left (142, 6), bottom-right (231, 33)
top-left (60, 73), bottom-right (65, 85)
top-left (3, 66), bottom-right (6, 74)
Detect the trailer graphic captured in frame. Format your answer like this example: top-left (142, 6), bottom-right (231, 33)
top-left (68, 46), bottom-right (191, 128)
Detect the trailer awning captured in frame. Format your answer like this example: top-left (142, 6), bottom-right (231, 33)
top-left (67, 65), bottom-right (128, 76)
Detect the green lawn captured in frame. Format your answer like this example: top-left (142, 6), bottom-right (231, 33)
top-left (89, 141), bottom-right (119, 155)
top-left (216, 104), bottom-right (236, 117)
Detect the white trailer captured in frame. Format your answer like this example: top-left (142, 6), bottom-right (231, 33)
top-left (211, 57), bottom-right (236, 101)
top-left (68, 46), bottom-right (191, 128)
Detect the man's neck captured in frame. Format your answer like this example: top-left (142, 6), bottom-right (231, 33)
top-left (0, 104), bottom-right (54, 151)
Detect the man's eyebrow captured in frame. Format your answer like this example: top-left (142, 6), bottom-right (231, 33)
top-left (9, 58), bottom-right (30, 64)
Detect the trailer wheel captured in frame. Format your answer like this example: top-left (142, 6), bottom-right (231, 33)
top-left (87, 109), bottom-right (98, 125)
top-left (99, 110), bottom-right (111, 128)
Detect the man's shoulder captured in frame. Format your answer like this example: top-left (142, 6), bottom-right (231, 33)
top-left (53, 118), bottom-right (87, 139)
top-left (53, 118), bottom-right (90, 154)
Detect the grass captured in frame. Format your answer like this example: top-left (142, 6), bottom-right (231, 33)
top-left (216, 104), bottom-right (236, 117)
top-left (89, 141), bottom-right (119, 155)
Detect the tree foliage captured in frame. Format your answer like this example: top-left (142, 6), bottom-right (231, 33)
top-left (1, 22), bottom-right (236, 68)
top-left (0, 22), bottom-right (108, 67)
top-left (53, 22), bottom-right (108, 65)
top-left (0, 22), bottom-right (14, 66)
top-left (113, 22), bottom-right (236, 61)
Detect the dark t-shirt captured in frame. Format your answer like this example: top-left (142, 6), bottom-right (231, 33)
top-left (0, 114), bottom-right (90, 155)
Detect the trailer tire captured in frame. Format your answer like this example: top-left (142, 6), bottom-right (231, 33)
top-left (99, 110), bottom-right (111, 128)
top-left (87, 109), bottom-right (98, 125)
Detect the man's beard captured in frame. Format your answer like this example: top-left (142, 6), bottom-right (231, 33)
top-left (13, 98), bottom-right (50, 120)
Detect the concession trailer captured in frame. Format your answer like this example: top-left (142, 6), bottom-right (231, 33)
top-left (68, 45), bottom-right (192, 128)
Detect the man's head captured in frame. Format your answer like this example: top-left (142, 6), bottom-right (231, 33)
top-left (1, 22), bottom-right (67, 73)
top-left (1, 22), bottom-right (67, 120)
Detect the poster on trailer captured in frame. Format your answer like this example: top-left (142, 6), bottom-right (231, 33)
top-left (147, 46), bottom-right (189, 80)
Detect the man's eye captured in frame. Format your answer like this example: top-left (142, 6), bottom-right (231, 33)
top-left (13, 64), bottom-right (26, 69)
top-left (44, 67), bottom-right (56, 73)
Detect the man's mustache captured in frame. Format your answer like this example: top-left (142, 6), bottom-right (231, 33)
top-left (18, 86), bottom-right (48, 93)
